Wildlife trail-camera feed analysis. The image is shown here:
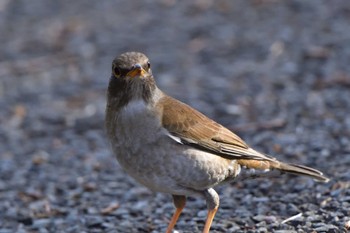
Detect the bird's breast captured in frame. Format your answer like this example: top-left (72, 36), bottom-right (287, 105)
top-left (107, 99), bottom-right (169, 169)
top-left (113, 99), bottom-right (163, 148)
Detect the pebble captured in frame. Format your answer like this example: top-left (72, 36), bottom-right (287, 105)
top-left (85, 216), bottom-right (103, 228)
top-left (197, 210), bottom-right (207, 218)
top-left (273, 231), bottom-right (297, 233)
top-left (313, 225), bottom-right (339, 232)
top-left (32, 219), bottom-right (51, 228)
top-left (0, 230), bottom-right (13, 233)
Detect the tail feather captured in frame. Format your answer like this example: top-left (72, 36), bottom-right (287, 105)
top-left (237, 149), bottom-right (330, 183)
top-left (277, 162), bottom-right (329, 183)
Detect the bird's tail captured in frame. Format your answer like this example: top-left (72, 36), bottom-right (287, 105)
top-left (275, 162), bottom-right (329, 182)
top-left (237, 149), bottom-right (329, 183)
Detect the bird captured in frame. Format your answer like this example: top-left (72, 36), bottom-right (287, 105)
top-left (105, 52), bottom-right (329, 233)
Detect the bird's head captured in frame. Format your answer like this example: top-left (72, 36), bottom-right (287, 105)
top-left (108, 52), bottom-right (157, 105)
top-left (111, 52), bottom-right (153, 82)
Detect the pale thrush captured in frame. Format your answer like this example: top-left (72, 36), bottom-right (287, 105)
top-left (105, 52), bottom-right (329, 233)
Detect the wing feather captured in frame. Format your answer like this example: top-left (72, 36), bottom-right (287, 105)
top-left (157, 95), bottom-right (274, 161)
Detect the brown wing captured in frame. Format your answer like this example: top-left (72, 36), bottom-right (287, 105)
top-left (157, 95), bottom-right (274, 161)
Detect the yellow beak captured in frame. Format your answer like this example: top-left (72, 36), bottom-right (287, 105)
top-left (126, 64), bottom-right (147, 78)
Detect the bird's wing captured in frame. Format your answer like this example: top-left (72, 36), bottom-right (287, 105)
top-left (157, 95), bottom-right (274, 161)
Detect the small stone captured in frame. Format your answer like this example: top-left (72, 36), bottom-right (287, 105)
top-left (83, 182), bottom-right (97, 192)
top-left (85, 216), bottom-right (103, 228)
top-left (252, 215), bottom-right (267, 222)
top-left (118, 220), bottom-right (133, 228)
top-left (197, 210), bottom-right (207, 217)
top-left (313, 225), bottom-right (339, 232)
top-left (0, 229), bottom-right (14, 233)
top-left (100, 202), bottom-right (120, 215)
top-left (31, 150), bottom-right (49, 165)
top-left (286, 203), bottom-right (300, 213)
top-left (65, 225), bottom-right (80, 233)
top-left (32, 218), bottom-right (51, 228)
top-left (345, 220), bottom-right (350, 230)
top-left (228, 225), bottom-right (241, 232)
top-left (274, 231), bottom-right (297, 233)
top-left (17, 217), bottom-right (33, 226)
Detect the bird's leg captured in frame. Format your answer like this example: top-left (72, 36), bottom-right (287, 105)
top-left (166, 195), bottom-right (186, 233)
top-left (203, 188), bottom-right (220, 233)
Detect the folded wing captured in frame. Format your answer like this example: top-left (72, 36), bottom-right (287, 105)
top-left (157, 95), bottom-right (274, 161)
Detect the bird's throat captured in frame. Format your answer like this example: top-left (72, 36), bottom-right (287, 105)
top-left (107, 76), bottom-right (157, 110)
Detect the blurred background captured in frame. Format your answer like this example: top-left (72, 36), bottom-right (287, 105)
top-left (0, 0), bottom-right (349, 232)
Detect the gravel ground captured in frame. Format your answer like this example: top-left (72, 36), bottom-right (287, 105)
top-left (1, 1), bottom-right (350, 232)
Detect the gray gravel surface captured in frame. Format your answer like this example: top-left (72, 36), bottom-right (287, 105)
top-left (1, 0), bottom-right (350, 232)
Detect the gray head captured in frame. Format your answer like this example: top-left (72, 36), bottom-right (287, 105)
top-left (112, 52), bottom-right (152, 79)
top-left (108, 52), bottom-right (157, 105)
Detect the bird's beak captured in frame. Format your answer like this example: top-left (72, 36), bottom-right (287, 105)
top-left (127, 64), bottom-right (147, 78)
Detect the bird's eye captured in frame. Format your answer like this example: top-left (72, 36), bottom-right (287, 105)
top-left (113, 65), bottom-right (121, 77)
top-left (147, 62), bottom-right (151, 69)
